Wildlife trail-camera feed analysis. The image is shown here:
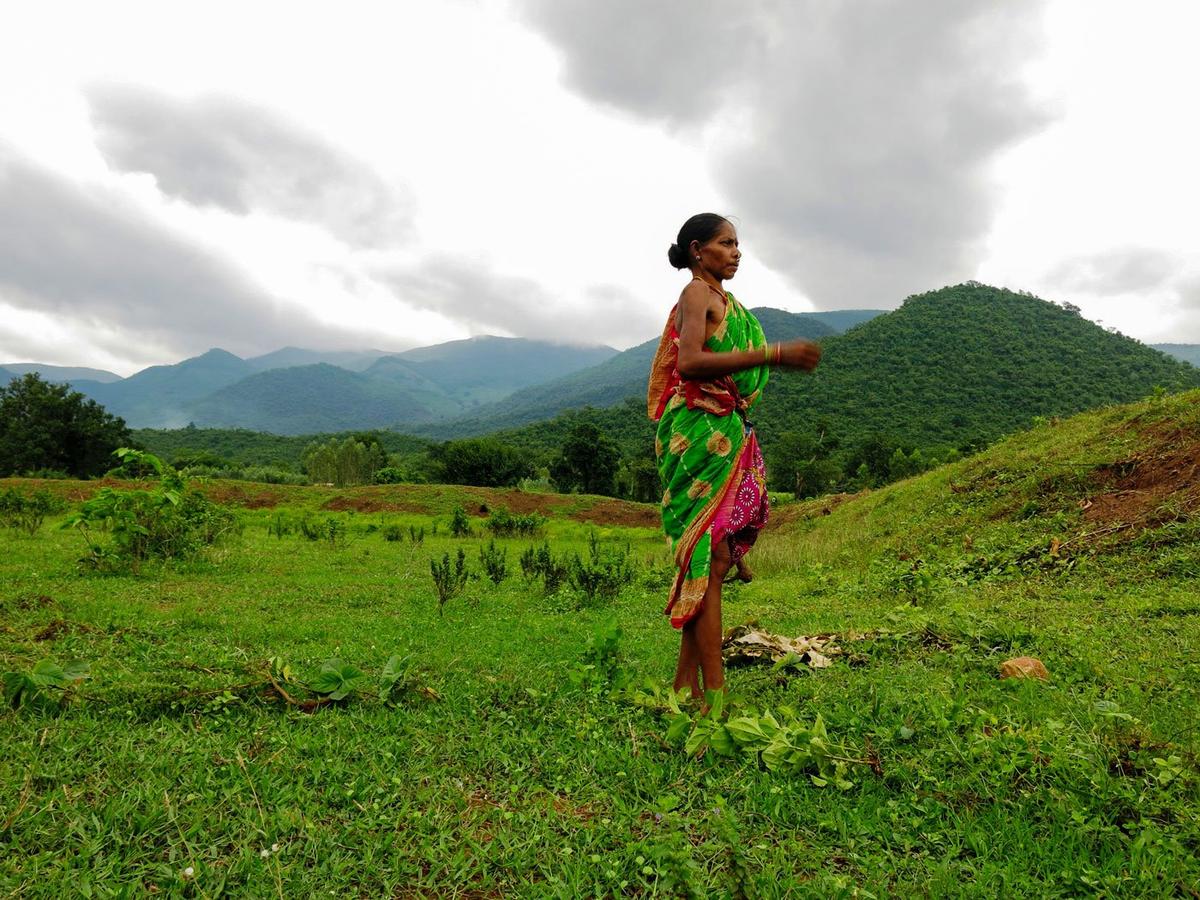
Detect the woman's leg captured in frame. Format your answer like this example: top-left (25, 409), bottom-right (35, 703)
top-left (693, 537), bottom-right (733, 694)
top-left (673, 537), bottom-right (734, 699)
top-left (673, 628), bottom-right (701, 700)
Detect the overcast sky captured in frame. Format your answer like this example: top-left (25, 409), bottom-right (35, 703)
top-left (2, 0), bottom-right (1198, 376)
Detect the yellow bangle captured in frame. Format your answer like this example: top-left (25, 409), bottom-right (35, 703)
top-left (762, 344), bottom-right (770, 364)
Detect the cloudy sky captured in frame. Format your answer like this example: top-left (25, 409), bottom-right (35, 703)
top-left (1, 0), bottom-right (1197, 376)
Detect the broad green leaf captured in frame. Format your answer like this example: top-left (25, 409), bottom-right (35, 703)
top-left (666, 713), bottom-right (692, 744)
top-left (61, 660), bottom-right (90, 682)
top-left (30, 659), bottom-right (67, 688)
top-left (709, 724), bottom-right (737, 757)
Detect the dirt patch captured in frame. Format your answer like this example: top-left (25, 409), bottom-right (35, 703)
top-left (567, 499), bottom-right (660, 528)
top-left (321, 495), bottom-right (432, 514)
top-left (766, 492), bottom-right (861, 530)
top-left (200, 484), bottom-right (285, 508)
top-left (1083, 423), bottom-right (1200, 530)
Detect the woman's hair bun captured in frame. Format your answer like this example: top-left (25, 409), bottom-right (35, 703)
top-left (668, 213), bottom-right (729, 270)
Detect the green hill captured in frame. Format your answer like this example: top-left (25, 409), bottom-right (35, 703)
top-left (0, 362), bottom-right (123, 384)
top-left (389, 335), bottom-right (616, 408)
top-left (755, 283), bottom-right (1200, 451)
top-left (245, 347), bottom-right (393, 372)
top-left (421, 308), bottom-right (835, 439)
top-left (77, 349), bottom-right (254, 428)
top-left (189, 364), bottom-right (439, 435)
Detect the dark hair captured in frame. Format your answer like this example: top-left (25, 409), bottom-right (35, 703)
top-left (667, 213), bottom-right (729, 269)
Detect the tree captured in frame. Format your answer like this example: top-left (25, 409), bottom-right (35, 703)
top-left (0, 373), bottom-right (132, 478)
top-left (428, 438), bottom-right (533, 487)
top-left (551, 423), bottom-right (621, 496)
top-left (303, 436), bottom-right (387, 486)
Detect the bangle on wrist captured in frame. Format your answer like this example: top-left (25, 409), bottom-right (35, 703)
top-left (762, 344), bottom-right (770, 364)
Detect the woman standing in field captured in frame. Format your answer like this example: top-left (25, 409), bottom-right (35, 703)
top-left (647, 213), bottom-right (821, 701)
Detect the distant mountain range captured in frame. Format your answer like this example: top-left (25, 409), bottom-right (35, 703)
top-left (6, 298), bottom-right (1196, 441)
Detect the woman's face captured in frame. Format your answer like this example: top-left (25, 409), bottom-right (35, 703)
top-left (693, 221), bottom-right (741, 280)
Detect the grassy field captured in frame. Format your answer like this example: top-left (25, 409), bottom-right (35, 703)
top-left (2, 392), bottom-right (1199, 897)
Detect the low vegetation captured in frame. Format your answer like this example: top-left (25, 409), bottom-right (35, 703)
top-left (1, 390), bottom-right (1198, 894)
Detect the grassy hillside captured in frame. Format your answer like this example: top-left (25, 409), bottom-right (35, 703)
top-left (422, 307), bottom-right (835, 439)
top-left (1, 392), bottom-right (1197, 893)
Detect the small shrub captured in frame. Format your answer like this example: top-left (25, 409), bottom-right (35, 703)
top-left (382, 523), bottom-right (405, 543)
top-left (409, 525), bottom-right (425, 545)
top-left (520, 541), bottom-right (568, 594)
top-left (374, 466), bottom-right (406, 485)
top-left (486, 507), bottom-right (547, 537)
top-left (567, 531), bottom-right (634, 605)
top-left (267, 511), bottom-right (293, 539)
top-left (449, 505), bottom-right (472, 538)
top-left (431, 549), bottom-right (469, 614)
top-left (479, 540), bottom-right (507, 584)
top-left (0, 487), bottom-right (60, 535)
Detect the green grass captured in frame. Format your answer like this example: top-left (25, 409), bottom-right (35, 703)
top-left (2, 394), bottom-right (1199, 897)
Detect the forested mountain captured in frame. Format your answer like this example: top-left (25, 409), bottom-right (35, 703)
top-left (421, 307), bottom-right (836, 438)
top-left (0, 362), bottom-right (123, 383)
top-left (245, 347), bottom-right (392, 372)
top-left (188, 364), bottom-right (442, 434)
top-left (74, 349), bottom-right (254, 428)
top-left (1153, 344), bottom-right (1200, 367)
top-left (389, 335), bottom-right (617, 406)
top-left (469, 284), bottom-right (1200, 483)
top-left (755, 283), bottom-right (1200, 450)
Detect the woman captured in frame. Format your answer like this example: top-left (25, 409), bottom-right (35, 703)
top-left (647, 213), bottom-right (821, 701)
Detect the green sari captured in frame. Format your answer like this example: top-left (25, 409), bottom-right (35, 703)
top-left (647, 290), bottom-right (770, 627)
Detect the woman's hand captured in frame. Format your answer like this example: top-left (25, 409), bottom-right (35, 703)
top-left (775, 339), bottom-right (822, 371)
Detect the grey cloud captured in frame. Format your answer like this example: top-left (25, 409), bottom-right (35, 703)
top-left (0, 149), bottom-right (390, 360)
top-left (382, 258), bottom-right (660, 347)
top-left (519, 0), bottom-right (1053, 307)
top-left (1046, 248), bottom-right (1180, 295)
top-left (87, 85), bottom-right (412, 248)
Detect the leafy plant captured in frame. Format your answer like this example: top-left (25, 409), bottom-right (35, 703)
top-left (382, 523), bottom-right (404, 543)
top-left (676, 695), bottom-right (862, 789)
top-left (479, 540), bottom-right (507, 584)
top-left (309, 658), bottom-right (370, 701)
top-left (409, 524), bottom-right (425, 545)
top-left (63, 448), bottom-right (237, 572)
top-left (2, 658), bottom-right (90, 712)
top-left (449, 505), bottom-right (472, 538)
top-left (569, 623), bottom-right (630, 692)
top-left (431, 549), bottom-right (469, 614)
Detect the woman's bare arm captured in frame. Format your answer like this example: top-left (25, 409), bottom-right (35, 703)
top-left (675, 283), bottom-right (822, 379)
